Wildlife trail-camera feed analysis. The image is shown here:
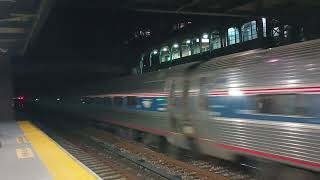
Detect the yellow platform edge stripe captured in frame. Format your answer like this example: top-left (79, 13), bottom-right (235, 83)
top-left (18, 121), bottom-right (99, 180)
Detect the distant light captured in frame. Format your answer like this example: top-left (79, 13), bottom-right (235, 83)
top-left (187, 21), bottom-right (192, 24)
top-left (228, 88), bottom-right (244, 96)
top-left (18, 96), bottom-right (24, 100)
top-left (173, 44), bottom-right (179, 48)
top-left (57, 98), bottom-right (61, 101)
top-left (267, 59), bottom-right (279, 63)
top-left (202, 34), bottom-right (209, 39)
top-left (35, 98), bottom-right (40, 101)
top-left (153, 50), bottom-right (158, 54)
top-left (162, 47), bottom-right (168, 51)
top-left (196, 38), bottom-right (199, 43)
top-left (186, 40), bottom-right (191, 44)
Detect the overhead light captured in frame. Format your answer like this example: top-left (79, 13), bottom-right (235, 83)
top-left (173, 44), bottom-right (179, 48)
top-left (153, 50), bottom-right (158, 54)
top-left (57, 98), bottom-right (61, 101)
top-left (196, 38), bottom-right (199, 43)
top-left (186, 40), bottom-right (191, 44)
top-left (202, 34), bottom-right (209, 39)
top-left (162, 47), bottom-right (168, 51)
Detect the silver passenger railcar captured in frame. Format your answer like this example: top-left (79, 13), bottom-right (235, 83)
top-left (34, 39), bottom-right (320, 178)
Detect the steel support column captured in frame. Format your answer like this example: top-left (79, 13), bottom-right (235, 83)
top-left (0, 52), bottom-right (13, 121)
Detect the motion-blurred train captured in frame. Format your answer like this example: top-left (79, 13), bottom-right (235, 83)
top-left (31, 39), bottom-right (320, 177)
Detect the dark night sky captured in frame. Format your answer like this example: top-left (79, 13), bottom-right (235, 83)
top-left (27, 1), bottom-right (134, 63)
top-left (14, 0), bottom-right (188, 96)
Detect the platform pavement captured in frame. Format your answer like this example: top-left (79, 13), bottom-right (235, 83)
top-left (0, 120), bottom-right (51, 180)
top-left (0, 120), bottom-right (100, 180)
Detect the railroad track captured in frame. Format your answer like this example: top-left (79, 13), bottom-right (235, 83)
top-left (82, 127), bottom-right (256, 180)
top-left (30, 117), bottom-right (256, 180)
top-left (50, 134), bottom-right (132, 180)
top-left (43, 128), bottom-right (184, 180)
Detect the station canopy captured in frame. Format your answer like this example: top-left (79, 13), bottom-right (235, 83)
top-left (0, 0), bottom-right (54, 55)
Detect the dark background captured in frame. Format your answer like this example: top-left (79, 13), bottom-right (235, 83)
top-left (11, 0), bottom-right (320, 97)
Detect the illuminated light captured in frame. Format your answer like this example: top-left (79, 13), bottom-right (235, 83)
top-left (262, 17), bottom-right (266, 23)
top-left (162, 47), bottom-right (168, 51)
top-left (196, 38), bottom-right (199, 43)
top-left (186, 40), bottom-right (191, 44)
top-left (57, 98), bottom-right (61, 101)
top-left (228, 88), bottom-right (244, 96)
top-left (201, 39), bottom-right (209, 43)
top-left (202, 34), bottom-right (209, 39)
top-left (153, 50), bottom-right (158, 54)
top-left (173, 44), bottom-right (179, 48)
top-left (267, 59), bottom-right (279, 63)
top-left (35, 98), bottom-right (40, 101)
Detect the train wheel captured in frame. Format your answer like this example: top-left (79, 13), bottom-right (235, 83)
top-left (128, 129), bottom-right (141, 141)
top-left (156, 136), bottom-right (168, 153)
top-left (166, 144), bottom-right (184, 160)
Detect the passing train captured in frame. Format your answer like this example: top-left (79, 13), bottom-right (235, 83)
top-left (32, 39), bottom-right (320, 177)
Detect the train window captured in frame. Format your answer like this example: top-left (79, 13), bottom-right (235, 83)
top-left (241, 21), bottom-right (257, 42)
top-left (181, 39), bottom-right (192, 57)
top-left (254, 94), bottom-right (306, 116)
top-left (262, 18), bottom-right (267, 37)
top-left (160, 46), bottom-right (171, 63)
top-left (113, 97), bottom-right (123, 106)
top-left (192, 37), bottom-right (201, 54)
top-left (150, 50), bottom-right (159, 66)
top-left (201, 33), bottom-right (210, 52)
top-left (227, 27), bottom-right (240, 45)
top-left (171, 43), bottom-right (181, 60)
top-left (127, 96), bottom-right (137, 106)
top-left (211, 31), bottom-right (221, 50)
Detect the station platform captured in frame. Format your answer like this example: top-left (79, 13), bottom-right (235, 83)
top-left (0, 120), bottom-right (100, 180)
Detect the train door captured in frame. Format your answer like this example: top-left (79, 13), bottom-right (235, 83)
top-left (166, 71), bottom-right (204, 152)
